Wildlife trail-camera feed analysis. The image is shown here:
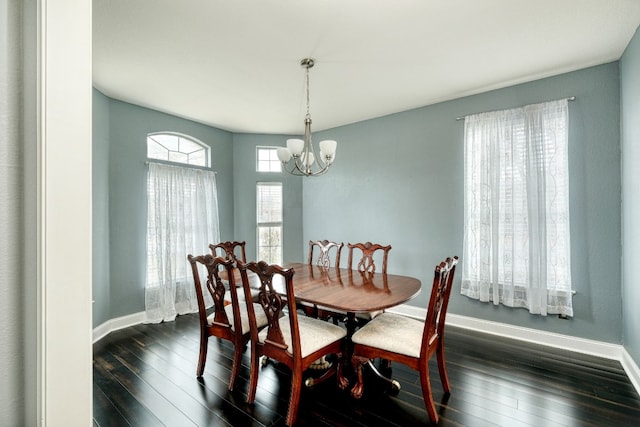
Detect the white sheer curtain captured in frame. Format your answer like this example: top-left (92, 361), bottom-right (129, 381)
top-left (145, 162), bottom-right (220, 323)
top-left (461, 99), bottom-right (573, 316)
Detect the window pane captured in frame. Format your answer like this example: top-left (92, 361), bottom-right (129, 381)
top-left (258, 226), bottom-right (282, 264)
top-left (258, 148), bottom-right (270, 161)
top-left (168, 151), bottom-right (189, 164)
top-left (257, 182), bottom-right (283, 264)
top-left (179, 137), bottom-right (203, 154)
top-left (256, 147), bottom-right (282, 172)
top-left (147, 133), bottom-right (208, 167)
top-left (188, 149), bottom-right (206, 166)
top-left (147, 139), bottom-right (169, 160)
top-left (151, 134), bottom-right (179, 151)
top-left (257, 183), bottom-right (282, 222)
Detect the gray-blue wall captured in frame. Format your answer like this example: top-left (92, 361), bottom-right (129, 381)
top-left (99, 97), bottom-right (235, 320)
top-left (303, 62), bottom-right (622, 344)
top-left (621, 26), bottom-right (640, 366)
top-left (2, 1), bottom-right (30, 423)
top-left (93, 89), bottom-right (111, 326)
top-left (96, 62), bottom-right (625, 346)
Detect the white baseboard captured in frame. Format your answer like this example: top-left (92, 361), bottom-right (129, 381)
top-left (387, 304), bottom-right (640, 396)
top-left (622, 348), bottom-right (640, 395)
top-left (92, 311), bottom-right (146, 343)
top-left (446, 313), bottom-right (624, 360)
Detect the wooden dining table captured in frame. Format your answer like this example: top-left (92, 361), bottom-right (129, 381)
top-left (240, 261), bottom-right (422, 337)
top-left (233, 261), bottom-right (422, 389)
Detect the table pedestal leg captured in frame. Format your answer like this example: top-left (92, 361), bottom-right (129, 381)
top-left (345, 312), bottom-right (359, 338)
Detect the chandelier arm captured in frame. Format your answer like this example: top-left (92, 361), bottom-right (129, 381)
top-left (281, 159), bottom-right (330, 177)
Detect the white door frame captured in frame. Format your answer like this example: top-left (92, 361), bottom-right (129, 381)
top-left (37, 0), bottom-right (92, 425)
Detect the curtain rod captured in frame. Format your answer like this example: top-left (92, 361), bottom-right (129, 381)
top-left (145, 160), bottom-right (217, 174)
top-left (455, 96), bottom-right (576, 121)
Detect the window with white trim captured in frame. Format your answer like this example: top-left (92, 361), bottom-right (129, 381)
top-left (256, 147), bottom-right (282, 172)
top-left (256, 182), bottom-right (283, 264)
top-left (147, 132), bottom-right (209, 167)
top-left (144, 132), bottom-right (219, 323)
top-left (461, 99), bottom-right (573, 317)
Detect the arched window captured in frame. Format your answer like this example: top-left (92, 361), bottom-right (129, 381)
top-left (147, 132), bottom-right (209, 167)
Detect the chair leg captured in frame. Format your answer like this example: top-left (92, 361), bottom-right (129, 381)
top-left (246, 345), bottom-right (259, 404)
top-left (196, 333), bottom-right (208, 377)
top-left (436, 346), bottom-right (451, 395)
top-left (286, 370), bottom-right (303, 426)
top-left (350, 355), bottom-right (368, 399)
top-left (419, 366), bottom-right (438, 424)
top-left (228, 344), bottom-right (243, 391)
top-left (336, 353), bottom-right (349, 390)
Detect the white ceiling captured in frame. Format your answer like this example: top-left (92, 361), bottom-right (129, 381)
top-left (93, 0), bottom-right (640, 135)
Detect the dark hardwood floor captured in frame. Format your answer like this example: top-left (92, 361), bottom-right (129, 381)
top-left (93, 313), bottom-right (640, 426)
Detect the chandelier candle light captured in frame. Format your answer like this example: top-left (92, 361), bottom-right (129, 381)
top-left (277, 58), bottom-right (337, 176)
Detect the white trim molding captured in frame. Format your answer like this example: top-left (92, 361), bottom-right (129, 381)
top-left (445, 313), bottom-right (623, 360)
top-left (622, 348), bottom-right (640, 396)
top-left (92, 312), bottom-right (146, 343)
top-left (39, 0), bottom-right (93, 425)
top-left (387, 304), bottom-right (639, 396)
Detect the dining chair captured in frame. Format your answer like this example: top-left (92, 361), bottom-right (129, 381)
top-left (187, 254), bottom-right (268, 390)
top-left (347, 241), bottom-right (391, 275)
top-left (302, 239), bottom-right (344, 320)
top-left (349, 256), bottom-right (459, 424)
top-left (209, 240), bottom-right (261, 303)
top-left (238, 260), bottom-right (348, 427)
top-left (346, 241), bottom-right (392, 324)
top-left (308, 239), bottom-right (343, 269)
top-left (209, 240), bottom-right (247, 263)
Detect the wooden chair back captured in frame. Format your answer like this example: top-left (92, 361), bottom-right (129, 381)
top-left (187, 254), bottom-right (245, 385)
top-left (308, 239), bottom-right (344, 269)
top-left (422, 256), bottom-right (458, 361)
top-left (209, 240), bottom-right (247, 263)
top-left (239, 260), bottom-right (300, 362)
top-left (347, 241), bottom-right (392, 274)
top-left (303, 240), bottom-right (345, 319)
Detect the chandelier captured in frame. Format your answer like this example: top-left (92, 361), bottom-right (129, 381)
top-left (277, 58), bottom-right (337, 176)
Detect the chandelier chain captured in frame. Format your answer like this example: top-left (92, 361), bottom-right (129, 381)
top-left (305, 65), bottom-right (311, 118)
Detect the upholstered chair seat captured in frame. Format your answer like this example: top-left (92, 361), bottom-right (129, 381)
top-left (207, 302), bottom-right (269, 335)
top-left (226, 286), bottom-right (260, 303)
top-left (258, 315), bottom-right (346, 358)
top-left (351, 312), bottom-right (424, 358)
